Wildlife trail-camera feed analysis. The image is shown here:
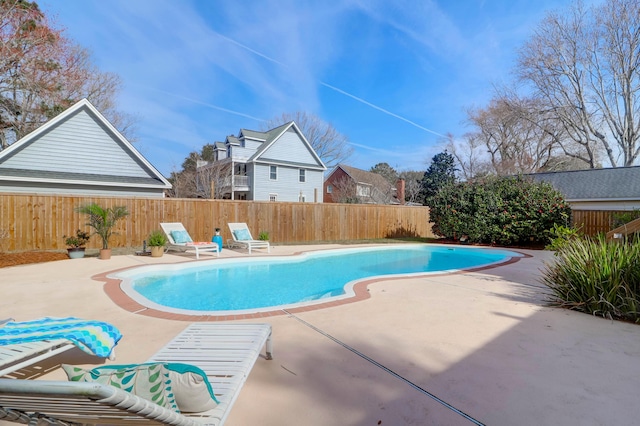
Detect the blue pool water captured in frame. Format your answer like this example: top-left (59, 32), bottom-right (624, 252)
top-left (115, 245), bottom-right (520, 314)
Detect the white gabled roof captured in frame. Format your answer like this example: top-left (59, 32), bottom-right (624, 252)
top-left (250, 121), bottom-right (326, 170)
top-left (0, 99), bottom-right (171, 189)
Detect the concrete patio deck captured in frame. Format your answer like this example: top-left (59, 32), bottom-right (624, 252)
top-left (2, 244), bottom-right (640, 425)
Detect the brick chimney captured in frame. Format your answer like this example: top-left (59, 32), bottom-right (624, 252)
top-left (396, 179), bottom-right (405, 205)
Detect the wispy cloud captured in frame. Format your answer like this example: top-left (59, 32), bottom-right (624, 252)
top-left (44, 0), bottom-right (571, 175)
top-left (136, 85), bottom-right (266, 123)
top-left (209, 25), bottom-right (447, 138)
top-left (319, 82), bottom-right (446, 137)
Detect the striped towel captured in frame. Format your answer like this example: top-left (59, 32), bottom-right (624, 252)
top-left (0, 317), bottom-right (122, 358)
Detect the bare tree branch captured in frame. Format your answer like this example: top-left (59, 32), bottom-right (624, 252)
top-left (517, 0), bottom-right (640, 167)
top-left (264, 111), bottom-right (352, 168)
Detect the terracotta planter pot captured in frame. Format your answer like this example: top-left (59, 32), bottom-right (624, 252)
top-left (99, 248), bottom-right (112, 260)
top-left (150, 246), bottom-right (164, 257)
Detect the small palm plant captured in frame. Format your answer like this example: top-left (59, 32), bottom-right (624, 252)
top-left (76, 203), bottom-right (129, 250)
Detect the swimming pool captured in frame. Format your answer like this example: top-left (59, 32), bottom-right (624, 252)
top-left (113, 244), bottom-right (521, 315)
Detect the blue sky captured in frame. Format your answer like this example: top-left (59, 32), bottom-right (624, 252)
top-left (40, 0), bottom-right (574, 177)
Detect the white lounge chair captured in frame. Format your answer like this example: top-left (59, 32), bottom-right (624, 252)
top-left (227, 223), bottom-right (270, 254)
top-left (0, 340), bottom-right (75, 378)
top-left (0, 318), bottom-right (121, 378)
top-left (0, 322), bottom-right (273, 426)
top-left (160, 223), bottom-right (220, 259)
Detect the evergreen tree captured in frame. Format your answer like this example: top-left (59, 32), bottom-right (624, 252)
top-left (370, 162), bottom-right (398, 184)
top-left (421, 151), bottom-right (457, 205)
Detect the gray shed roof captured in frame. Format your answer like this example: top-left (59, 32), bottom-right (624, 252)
top-left (528, 166), bottom-right (640, 201)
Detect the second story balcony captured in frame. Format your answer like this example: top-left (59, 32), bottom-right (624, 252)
top-left (233, 175), bottom-right (249, 190)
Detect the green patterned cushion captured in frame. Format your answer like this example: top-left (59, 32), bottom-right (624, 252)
top-left (165, 363), bottom-right (219, 412)
top-left (62, 363), bottom-right (178, 412)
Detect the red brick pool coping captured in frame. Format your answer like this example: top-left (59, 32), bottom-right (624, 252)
top-left (94, 248), bottom-right (530, 322)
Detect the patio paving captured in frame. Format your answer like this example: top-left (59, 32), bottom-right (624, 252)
top-left (2, 244), bottom-right (640, 425)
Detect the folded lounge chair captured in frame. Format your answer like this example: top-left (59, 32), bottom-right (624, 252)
top-left (0, 322), bottom-right (273, 426)
top-left (161, 223), bottom-right (220, 259)
top-left (227, 223), bottom-right (270, 254)
top-left (0, 317), bottom-right (122, 378)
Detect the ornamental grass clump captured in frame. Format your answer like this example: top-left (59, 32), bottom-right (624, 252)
top-left (541, 235), bottom-right (640, 322)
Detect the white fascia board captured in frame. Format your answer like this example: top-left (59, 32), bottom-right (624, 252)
top-left (0, 175), bottom-right (171, 189)
top-left (252, 159), bottom-right (325, 171)
top-left (568, 197), bottom-right (640, 202)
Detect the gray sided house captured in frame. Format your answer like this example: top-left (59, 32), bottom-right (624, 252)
top-left (0, 99), bottom-right (171, 197)
top-left (199, 121), bottom-right (326, 202)
top-left (529, 166), bottom-right (640, 211)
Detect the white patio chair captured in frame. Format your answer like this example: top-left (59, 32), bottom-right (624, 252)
top-left (0, 318), bottom-right (120, 378)
top-left (160, 223), bottom-right (220, 259)
top-left (0, 340), bottom-right (75, 378)
top-left (227, 223), bottom-right (270, 254)
top-left (0, 322), bottom-right (273, 426)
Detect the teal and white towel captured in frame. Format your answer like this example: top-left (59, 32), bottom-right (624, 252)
top-left (0, 317), bottom-right (122, 358)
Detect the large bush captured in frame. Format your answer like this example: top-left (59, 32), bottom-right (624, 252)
top-left (541, 235), bottom-right (640, 322)
top-left (429, 175), bottom-right (571, 245)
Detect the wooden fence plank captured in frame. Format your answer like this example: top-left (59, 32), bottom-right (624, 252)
top-left (0, 194), bottom-right (434, 252)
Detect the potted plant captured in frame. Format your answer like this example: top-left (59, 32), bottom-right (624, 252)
top-left (76, 203), bottom-right (129, 260)
top-left (258, 231), bottom-right (270, 241)
top-left (147, 230), bottom-right (168, 257)
top-left (63, 229), bottom-right (91, 259)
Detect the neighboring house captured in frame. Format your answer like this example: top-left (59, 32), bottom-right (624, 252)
top-left (0, 99), bottom-right (171, 197)
top-left (529, 166), bottom-right (640, 211)
top-left (197, 121), bottom-right (326, 202)
top-left (323, 164), bottom-right (403, 204)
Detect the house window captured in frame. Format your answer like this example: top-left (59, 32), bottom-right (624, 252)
top-left (235, 163), bottom-right (247, 175)
top-left (357, 185), bottom-right (370, 197)
top-left (299, 169), bottom-right (306, 182)
top-left (327, 185), bottom-right (333, 193)
top-left (270, 165), bottom-right (277, 180)
top-left (269, 193), bottom-right (277, 202)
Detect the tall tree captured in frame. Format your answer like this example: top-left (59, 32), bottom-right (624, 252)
top-left (0, 0), bottom-right (128, 149)
top-left (168, 144), bottom-right (231, 199)
top-left (264, 111), bottom-right (352, 168)
top-left (517, 0), bottom-right (640, 167)
top-left (421, 151), bottom-right (457, 205)
top-left (443, 133), bottom-right (493, 181)
top-left (369, 162), bottom-right (398, 184)
top-left (465, 94), bottom-right (564, 175)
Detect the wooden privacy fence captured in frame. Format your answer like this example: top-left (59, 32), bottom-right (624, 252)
top-left (572, 210), bottom-right (627, 236)
top-left (0, 194), bottom-right (433, 252)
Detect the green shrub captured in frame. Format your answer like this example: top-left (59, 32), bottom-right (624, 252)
top-left (429, 175), bottom-right (572, 245)
top-left (611, 209), bottom-right (640, 229)
top-left (541, 235), bottom-right (640, 322)
top-left (258, 231), bottom-right (269, 241)
top-left (545, 224), bottom-right (582, 251)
